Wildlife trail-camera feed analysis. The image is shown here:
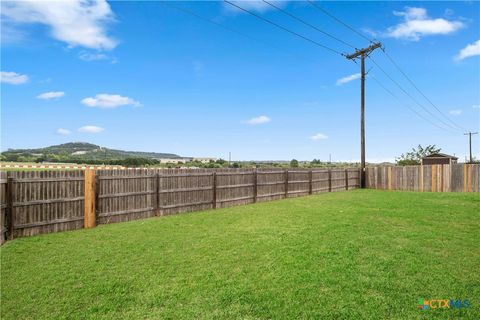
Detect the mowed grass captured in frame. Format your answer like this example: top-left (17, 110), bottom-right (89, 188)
top-left (1, 190), bottom-right (479, 319)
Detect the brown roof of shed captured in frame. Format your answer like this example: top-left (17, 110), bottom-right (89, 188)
top-left (422, 153), bottom-right (458, 160)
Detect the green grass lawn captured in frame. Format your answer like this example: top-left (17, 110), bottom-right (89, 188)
top-left (1, 190), bottom-right (479, 319)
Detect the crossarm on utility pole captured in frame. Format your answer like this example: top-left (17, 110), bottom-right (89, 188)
top-left (345, 42), bottom-right (381, 60)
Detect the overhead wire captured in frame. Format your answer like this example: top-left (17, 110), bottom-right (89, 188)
top-left (381, 48), bottom-right (467, 131)
top-left (369, 56), bottom-right (462, 132)
top-left (160, 2), bottom-right (317, 62)
top-left (224, 0), bottom-right (345, 56)
top-left (306, 0), bottom-right (467, 132)
top-left (369, 73), bottom-right (457, 133)
top-left (262, 0), bottom-right (357, 50)
top-left (166, 0), bottom-right (466, 133)
top-left (368, 57), bottom-right (464, 131)
top-left (306, 0), bottom-right (373, 43)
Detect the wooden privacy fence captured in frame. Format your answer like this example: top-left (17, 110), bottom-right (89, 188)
top-left (0, 168), bottom-right (359, 242)
top-left (366, 164), bottom-right (480, 192)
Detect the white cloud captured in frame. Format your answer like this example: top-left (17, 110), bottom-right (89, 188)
top-left (81, 94), bottom-right (141, 109)
top-left (246, 115), bottom-right (271, 125)
top-left (336, 73), bottom-right (361, 85)
top-left (78, 125), bottom-right (104, 133)
top-left (454, 39), bottom-right (480, 61)
top-left (78, 52), bottom-right (109, 61)
top-left (0, 71), bottom-right (28, 84)
top-left (1, 0), bottom-right (117, 50)
top-left (449, 109), bottom-right (462, 115)
top-left (385, 7), bottom-right (464, 41)
top-left (309, 133), bottom-right (328, 141)
top-left (37, 91), bottom-right (65, 100)
top-left (56, 128), bottom-right (71, 135)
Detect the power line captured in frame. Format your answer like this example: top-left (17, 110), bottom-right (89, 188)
top-left (369, 73), bottom-right (456, 133)
top-left (262, 0), bottom-right (356, 50)
top-left (306, 0), bottom-right (373, 43)
top-left (224, 0), bottom-right (344, 56)
top-left (369, 56), bottom-right (463, 133)
top-left (161, 2), bottom-right (316, 62)
top-left (305, 0), bottom-right (468, 132)
top-left (381, 48), bottom-right (468, 132)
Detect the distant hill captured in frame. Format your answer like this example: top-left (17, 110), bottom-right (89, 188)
top-left (1, 142), bottom-right (181, 162)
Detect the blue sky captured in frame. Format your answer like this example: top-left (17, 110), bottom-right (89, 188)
top-left (1, 1), bottom-right (479, 162)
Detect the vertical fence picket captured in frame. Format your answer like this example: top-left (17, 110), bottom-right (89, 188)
top-left (284, 169), bottom-right (289, 198)
top-left (212, 172), bottom-right (217, 209)
top-left (6, 177), bottom-right (13, 240)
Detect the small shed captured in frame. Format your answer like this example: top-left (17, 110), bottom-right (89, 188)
top-left (421, 153), bottom-right (458, 165)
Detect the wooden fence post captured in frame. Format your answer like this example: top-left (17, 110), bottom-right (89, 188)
top-left (328, 169), bottom-right (332, 192)
top-left (285, 169), bottom-right (289, 198)
top-left (156, 173), bottom-right (161, 216)
top-left (360, 168), bottom-right (363, 188)
top-left (253, 168), bottom-right (258, 203)
top-left (345, 169), bottom-right (349, 190)
top-left (84, 169), bottom-right (96, 229)
top-left (212, 172), bottom-right (217, 209)
top-left (6, 177), bottom-right (14, 240)
top-left (308, 170), bottom-right (313, 195)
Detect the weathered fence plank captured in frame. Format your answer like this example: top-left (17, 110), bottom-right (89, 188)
top-left (365, 164), bottom-right (479, 193)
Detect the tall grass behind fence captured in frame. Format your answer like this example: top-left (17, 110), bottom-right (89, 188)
top-left (365, 164), bottom-right (480, 192)
top-left (0, 167), bottom-right (359, 242)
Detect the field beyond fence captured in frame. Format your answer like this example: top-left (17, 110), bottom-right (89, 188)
top-left (0, 164), bottom-right (478, 244)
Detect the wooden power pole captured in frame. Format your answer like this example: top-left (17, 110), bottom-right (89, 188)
top-left (346, 42), bottom-right (382, 188)
top-left (464, 131), bottom-right (478, 163)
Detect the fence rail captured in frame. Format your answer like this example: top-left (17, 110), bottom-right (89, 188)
top-left (0, 167), bottom-right (360, 243)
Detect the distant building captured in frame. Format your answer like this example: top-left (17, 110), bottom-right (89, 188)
top-left (421, 153), bottom-right (458, 165)
top-left (193, 157), bottom-right (217, 164)
top-left (158, 158), bottom-right (186, 164)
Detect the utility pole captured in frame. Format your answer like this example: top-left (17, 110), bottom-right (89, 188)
top-left (345, 42), bottom-right (382, 188)
top-left (464, 132), bottom-right (478, 163)
top-left (228, 152), bottom-right (231, 167)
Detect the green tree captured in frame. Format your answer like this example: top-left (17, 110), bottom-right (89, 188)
top-left (396, 145), bottom-right (441, 166)
top-left (216, 158), bottom-right (227, 165)
top-left (290, 159), bottom-right (299, 167)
